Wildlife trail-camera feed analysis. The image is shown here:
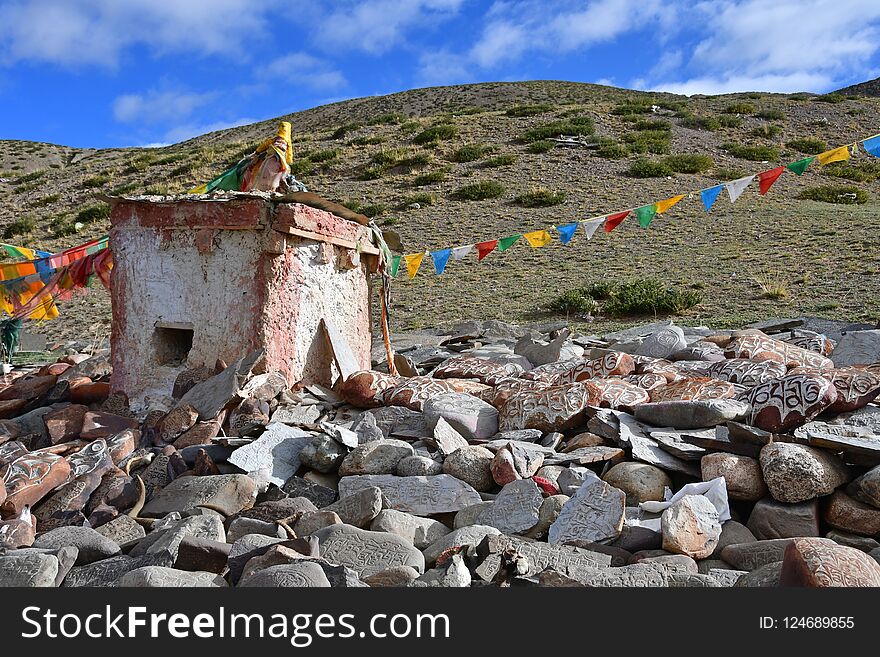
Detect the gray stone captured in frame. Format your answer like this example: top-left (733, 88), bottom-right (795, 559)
top-left (634, 399), bottom-right (750, 429)
top-left (177, 350), bottom-right (262, 421)
top-left (339, 474), bottom-right (482, 516)
top-left (130, 515), bottom-right (226, 558)
top-left (826, 530), bottom-right (880, 553)
top-left (759, 443), bottom-right (849, 503)
top-left (701, 452), bottom-right (767, 502)
top-left (636, 325), bottom-right (687, 359)
top-left (323, 486), bottom-right (384, 528)
top-left (474, 533), bottom-right (611, 582)
top-left (242, 497), bottom-right (318, 522)
top-left (0, 552), bottom-right (58, 587)
top-left (495, 429), bottom-right (543, 443)
top-left (453, 501), bottom-right (494, 529)
top-left (423, 525), bottom-right (501, 565)
top-left (116, 566), bottom-right (227, 587)
top-left (548, 473), bottom-right (626, 545)
top-left (707, 568), bottom-right (746, 587)
top-left (416, 554), bottom-right (471, 587)
top-left (602, 462), bottom-right (671, 505)
top-left (175, 537), bottom-right (231, 573)
top-left (94, 515), bottom-right (146, 546)
top-left (370, 509), bottom-right (450, 549)
top-left (557, 466), bottom-right (591, 496)
top-left (721, 539), bottom-right (802, 570)
top-left (338, 439), bottom-right (414, 476)
top-left (848, 465), bottom-right (880, 509)
top-left (141, 474), bottom-right (256, 517)
top-left (747, 498), bottom-right (820, 540)
top-left (475, 479), bottom-right (542, 534)
top-left (580, 563), bottom-right (669, 587)
top-left (270, 404), bottom-right (322, 426)
top-left (734, 561), bottom-right (782, 587)
top-left (514, 331), bottom-right (571, 366)
top-left (227, 517), bottom-right (284, 544)
top-left (239, 561), bottom-right (332, 587)
top-left (280, 477), bottom-right (337, 508)
top-left (63, 552), bottom-right (176, 587)
top-left (423, 392), bottom-right (499, 440)
top-left (312, 524), bottom-right (424, 578)
top-left (712, 521), bottom-right (758, 558)
top-left (830, 329), bottom-right (880, 367)
top-left (228, 424), bottom-right (313, 487)
top-left (293, 511), bottom-right (342, 536)
top-left (525, 494), bottom-right (569, 539)
top-left (226, 534), bottom-right (289, 583)
top-left (440, 445), bottom-right (494, 492)
top-left (661, 495), bottom-right (722, 559)
top-left (355, 406), bottom-right (428, 441)
top-left (299, 435), bottom-right (347, 473)
top-left (363, 566), bottom-right (420, 587)
top-left (33, 526), bottom-right (121, 565)
top-left (431, 417), bottom-right (469, 456)
top-left (616, 412), bottom-right (700, 477)
top-left (396, 455), bottom-right (442, 476)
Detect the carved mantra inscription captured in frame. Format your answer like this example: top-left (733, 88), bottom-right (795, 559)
top-left (649, 377), bottom-right (736, 402)
top-left (432, 356), bottom-right (521, 385)
top-left (739, 374), bottom-right (837, 432)
top-left (499, 383), bottom-right (598, 433)
top-left (705, 358), bottom-right (787, 387)
top-left (724, 335), bottom-right (834, 370)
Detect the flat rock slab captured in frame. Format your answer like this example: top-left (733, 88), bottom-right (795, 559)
top-left (177, 350), bottom-right (263, 421)
top-left (634, 400), bottom-right (750, 429)
top-left (422, 392), bottom-right (499, 440)
top-left (140, 474), bottom-right (256, 518)
top-left (312, 524), bottom-right (425, 578)
top-left (422, 525), bottom-right (502, 565)
top-left (116, 566), bottom-right (228, 587)
top-left (338, 474), bottom-right (481, 516)
top-left (476, 479), bottom-right (542, 534)
top-left (62, 552), bottom-right (176, 587)
top-left (33, 526), bottom-right (121, 565)
top-left (475, 533), bottom-right (611, 582)
top-left (370, 509), bottom-right (450, 550)
top-left (239, 561), bottom-right (332, 587)
top-left (549, 473), bottom-right (626, 545)
top-left (228, 424), bottom-right (313, 487)
top-left (0, 552), bottom-right (59, 587)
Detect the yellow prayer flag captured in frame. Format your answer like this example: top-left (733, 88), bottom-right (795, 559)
top-left (655, 194), bottom-right (685, 214)
top-left (404, 252), bottom-right (425, 279)
top-left (523, 230), bottom-right (552, 248)
top-left (817, 145), bottom-right (850, 166)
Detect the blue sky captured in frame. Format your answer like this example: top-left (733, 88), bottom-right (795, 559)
top-left (1, 0), bottom-right (879, 148)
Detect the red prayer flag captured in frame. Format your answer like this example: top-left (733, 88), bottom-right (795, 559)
top-left (475, 240), bottom-right (498, 261)
top-left (758, 166), bottom-right (785, 195)
top-left (603, 210), bottom-right (630, 233)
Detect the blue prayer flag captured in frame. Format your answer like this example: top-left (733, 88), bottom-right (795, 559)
top-left (701, 185), bottom-right (723, 212)
top-left (431, 249), bottom-right (452, 275)
top-left (863, 135), bottom-right (880, 158)
top-left (556, 223), bottom-right (578, 244)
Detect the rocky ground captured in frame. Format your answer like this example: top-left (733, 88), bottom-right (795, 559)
top-left (2, 316), bottom-right (880, 588)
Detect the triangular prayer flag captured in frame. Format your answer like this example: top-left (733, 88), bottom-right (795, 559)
top-left (635, 204), bottom-right (657, 228)
top-left (817, 145), bottom-right (850, 166)
top-left (523, 230), bottom-right (552, 247)
top-left (390, 256), bottom-right (402, 277)
top-left (655, 194), bottom-right (684, 214)
top-left (863, 135), bottom-right (880, 158)
top-left (451, 245), bottom-right (473, 260)
top-left (582, 218), bottom-right (604, 239)
top-left (603, 211), bottom-right (630, 233)
top-left (757, 166), bottom-right (785, 195)
top-left (476, 240), bottom-right (498, 261)
top-left (786, 156), bottom-right (814, 175)
top-left (556, 223), bottom-right (578, 244)
top-left (404, 252), bottom-right (424, 279)
top-left (498, 235), bottom-right (522, 251)
top-left (701, 185), bottom-right (723, 212)
top-left (725, 175), bottom-right (754, 203)
top-left (430, 249), bottom-right (452, 275)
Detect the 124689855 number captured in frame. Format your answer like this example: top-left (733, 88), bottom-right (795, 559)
top-left (784, 617), bottom-right (854, 629)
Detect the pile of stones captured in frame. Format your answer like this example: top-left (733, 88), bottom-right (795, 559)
top-left (2, 317), bottom-right (880, 588)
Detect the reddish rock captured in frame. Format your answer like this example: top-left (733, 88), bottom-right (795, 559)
top-left (381, 377), bottom-right (461, 411)
top-left (60, 354), bottom-right (90, 366)
top-left (173, 419), bottom-right (222, 448)
top-left (704, 358), bottom-right (787, 387)
top-left (156, 404), bottom-right (199, 443)
top-left (172, 366), bottom-right (216, 399)
top-left (633, 357), bottom-right (688, 382)
top-left (43, 404), bottom-right (89, 445)
top-left (784, 334), bottom-right (835, 356)
top-left (725, 334), bottom-right (834, 370)
top-left (623, 373), bottom-right (668, 391)
top-left (336, 371), bottom-right (400, 408)
top-left (442, 378), bottom-right (491, 397)
top-left (740, 374), bottom-right (838, 432)
top-left (0, 477), bottom-right (5, 506)
top-left (824, 490), bottom-right (880, 537)
top-left (590, 378), bottom-right (650, 410)
top-left (491, 446), bottom-right (520, 486)
top-left (0, 375), bottom-right (58, 402)
top-left (825, 368), bottom-right (880, 413)
top-left (553, 352), bottom-right (635, 384)
top-left (106, 429), bottom-right (138, 464)
top-left (780, 537), bottom-right (880, 587)
top-left (432, 356), bottom-right (519, 385)
top-left (0, 507), bottom-right (36, 548)
top-left (1, 451), bottom-right (71, 515)
top-left (499, 382), bottom-right (598, 433)
top-left (0, 398), bottom-right (27, 419)
top-left (649, 377), bottom-right (736, 403)
top-left (480, 377), bottom-right (551, 409)
top-left (79, 411), bottom-right (139, 440)
top-left (69, 381), bottom-right (111, 404)
top-left (39, 362), bottom-right (71, 377)
top-left (100, 392), bottom-right (133, 418)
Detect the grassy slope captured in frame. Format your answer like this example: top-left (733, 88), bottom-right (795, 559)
top-left (0, 80), bottom-right (878, 343)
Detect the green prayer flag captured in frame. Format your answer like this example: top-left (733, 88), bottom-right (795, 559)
top-left (498, 234), bottom-right (522, 251)
top-left (390, 255), bottom-right (402, 277)
top-left (2, 245), bottom-right (21, 259)
top-left (786, 156), bottom-right (814, 175)
top-left (635, 204), bottom-right (657, 228)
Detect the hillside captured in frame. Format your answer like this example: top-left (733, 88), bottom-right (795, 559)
top-left (836, 76), bottom-right (880, 97)
top-left (1, 80), bottom-right (879, 346)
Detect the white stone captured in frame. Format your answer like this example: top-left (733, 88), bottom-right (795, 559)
top-left (228, 424), bottom-right (313, 487)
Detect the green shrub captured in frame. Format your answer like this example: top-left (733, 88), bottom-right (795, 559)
top-left (756, 109), bottom-right (785, 121)
top-left (452, 181), bottom-right (505, 201)
top-left (505, 104), bottom-right (552, 117)
top-left (629, 158), bottom-right (673, 178)
top-left (713, 166), bottom-right (747, 180)
top-left (75, 204), bottom-right (111, 224)
top-left (552, 279), bottom-right (701, 317)
top-left (724, 102), bottom-right (756, 114)
top-left (13, 170), bottom-right (46, 185)
top-left (332, 122), bottom-right (361, 139)
top-left (51, 216), bottom-right (78, 237)
top-left (752, 124), bottom-right (782, 138)
top-left (482, 154), bottom-right (518, 167)
top-left (399, 121), bottom-right (422, 134)
top-left (798, 185), bottom-right (868, 204)
top-left (664, 153), bottom-right (714, 174)
top-left (815, 93), bottom-right (846, 104)
top-left (398, 152), bottom-right (431, 168)
top-left (822, 162), bottom-right (880, 183)
top-left (718, 115), bottom-right (742, 128)
top-left (28, 193), bottom-right (61, 207)
top-left (170, 162), bottom-right (197, 178)
top-left (527, 140), bottom-right (555, 154)
top-left (400, 192), bottom-right (436, 208)
top-left (634, 119), bottom-right (671, 131)
top-left (680, 116), bottom-right (721, 131)
top-left (109, 181), bottom-right (140, 195)
top-left (624, 130), bottom-right (671, 154)
top-left (370, 148), bottom-right (407, 166)
top-left (413, 124), bottom-right (456, 145)
top-left (451, 143), bottom-right (496, 163)
top-left (722, 143), bottom-right (779, 161)
top-left (291, 160), bottom-right (316, 176)
top-left (81, 172), bottom-right (113, 188)
top-left (611, 102), bottom-right (654, 115)
top-left (2, 216), bottom-right (36, 239)
top-left (309, 148), bottom-right (340, 163)
top-left (359, 203), bottom-right (387, 218)
top-left (412, 169), bottom-right (448, 186)
top-left (350, 135), bottom-right (386, 146)
top-left (368, 112), bottom-right (405, 125)
top-left (548, 290), bottom-right (599, 315)
top-left (521, 116), bottom-right (594, 142)
top-left (595, 141), bottom-right (629, 159)
top-left (786, 137), bottom-right (827, 154)
top-left (514, 187), bottom-right (566, 207)
top-left (358, 165), bottom-right (388, 180)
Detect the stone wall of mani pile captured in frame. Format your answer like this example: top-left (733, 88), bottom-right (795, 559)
top-left (2, 318), bottom-right (880, 588)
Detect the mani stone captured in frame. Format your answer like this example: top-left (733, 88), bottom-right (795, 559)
top-left (33, 526), bottom-right (121, 565)
top-left (116, 566), bottom-right (228, 587)
top-left (700, 453), bottom-right (767, 502)
top-left (176, 350), bottom-right (262, 421)
top-left (830, 329), bottom-right (880, 367)
top-left (311, 524), bottom-right (425, 578)
top-left (226, 534), bottom-right (288, 583)
top-left (636, 325), bottom-right (687, 358)
top-left (2, 452), bottom-right (71, 515)
top-left (281, 477), bottom-right (337, 508)
top-left (363, 566), bottom-right (420, 587)
top-left (780, 537), bottom-right (880, 586)
top-left (849, 465), bottom-right (880, 508)
top-left (129, 515), bottom-right (226, 558)
top-left (396, 455), bottom-right (442, 477)
top-left (580, 563), bottom-right (670, 588)
top-left (299, 435), bottom-right (346, 473)
top-left (62, 552), bottom-right (176, 587)
top-left (174, 537), bottom-right (231, 573)
top-left (476, 479), bottom-right (542, 534)
top-left (634, 399), bottom-right (750, 429)
top-left (227, 423), bottom-right (313, 487)
top-left (734, 562), bottom-right (782, 587)
top-left (548, 473), bottom-right (626, 545)
top-left (759, 443), bottom-right (849, 503)
top-left (140, 474), bottom-right (256, 517)
top-left (720, 538), bottom-right (806, 571)
top-left (661, 495), bottom-right (722, 559)
top-left (94, 515), bottom-right (146, 545)
top-left (293, 511), bottom-right (342, 537)
top-left (416, 553), bottom-right (471, 588)
top-left (323, 486), bottom-right (384, 528)
top-left (242, 497), bottom-right (318, 522)
top-left (239, 562), bottom-right (332, 588)
top-left (226, 517), bottom-right (285, 544)
top-left (441, 445), bottom-right (495, 492)
top-left (422, 525), bottom-right (501, 566)
top-left (602, 462), bottom-right (671, 505)
top-left (454, 501), bottom-right (494, 529)
top-left (824, 490), bottom-right (880, 537)
top-left (370, 509), bottom-right (450, 549)
top-left (338, 474), bottom-right (482, 516)
top-left (422, 392), bottom-right (499, 440)
top-left (0, 552), bottom-right (59, 587)
top-left (338, 439), bottom-right (414, 476)
top-left (474, 533), bottom-right (611, 582)
top-left (747, 498), bottom-right (819, 540)
top-left (430, 417), bottom-right (469, 456)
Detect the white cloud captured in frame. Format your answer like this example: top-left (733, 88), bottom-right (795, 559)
top-left (113, 89), bottom-right (216, 124)
top-left (259, 53), bottom-right (347, 90)
top-left (470, 22), bottom-right (528, 68)
top-left (0, 0), bottom-right (279, 67)
top-left (161, 117), bottom-right (258, 145)
top-left (417, 50), bottom-right (475, 86)
top-left (649, 72), bottom-right (835, 96)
